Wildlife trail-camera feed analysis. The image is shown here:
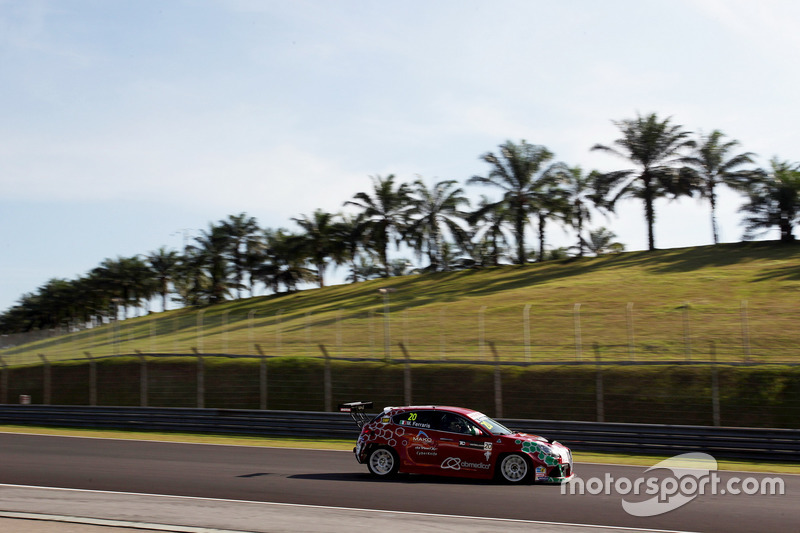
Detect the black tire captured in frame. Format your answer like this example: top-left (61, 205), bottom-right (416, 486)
top-left (366, 446), bottom-right (399, 478)
top-left (497, 453), bottom-right (531, 483)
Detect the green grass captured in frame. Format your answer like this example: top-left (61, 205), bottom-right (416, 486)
top-left (2, 425), bottom-right (796, 475)
top-left (3, 240), bottom-right (800, 365)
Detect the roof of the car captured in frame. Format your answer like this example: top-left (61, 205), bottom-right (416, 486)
top-left (384, 405), bottom-right (482, 417)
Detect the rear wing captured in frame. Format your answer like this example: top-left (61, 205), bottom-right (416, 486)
top-left (338, 401), bottom-right (374, 428)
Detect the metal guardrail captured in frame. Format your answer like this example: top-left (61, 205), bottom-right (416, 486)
top-left (0, 405), bottom-right (797, 462)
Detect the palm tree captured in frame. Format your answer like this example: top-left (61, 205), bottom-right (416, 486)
top-left (404, 178), bottom-right (470, 272)
top-left (257, 228), bottom-right (314, 293)
top-left (221, 213), bottom-right (260, 299)
top-left (190, 224), bottom-right (232, 304)
top-left (173, 246), bottom-right (211, 307)
top-left (147, 246), bottom-right (179, 312)
top-left (532, 180), bottom-right (569, 262)
top-left (335, 214), bottom-right (369, 283)
top-left (562, 166), bottom-right (603, 257)
top-left (243, 235), bottom-right (267, 298)
top-left (591, 112), bottom-right (695, 251)
top-left (683, 130), bottom-right (758, 244)
top-left (291, 209), bottom-right (345, 288)
top-left (739, 158), bottom-right (800, 242)
top-left (467, 195), bottom-right (512, 267)
top-left (468, 140), bottom-right (565, 264)
top-left (33, 278), bottom-right (74, 330)
top-left (345, 175), bottom-right (412, 277)
top-left (91, 256), bottom-right (154, 319)
top-left (584, 227), bottom-right (625, 255)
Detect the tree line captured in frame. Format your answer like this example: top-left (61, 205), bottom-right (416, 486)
top-left (2, 112), bottom-right (799, 334)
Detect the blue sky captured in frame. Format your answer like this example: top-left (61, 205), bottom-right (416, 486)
top-left (1, 0), bottom-right (798, 311)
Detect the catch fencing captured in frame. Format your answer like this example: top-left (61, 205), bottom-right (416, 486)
top-left (1, 345), bottom-right (799, 430)
top-left (1, 300), bottom-right (799, 366)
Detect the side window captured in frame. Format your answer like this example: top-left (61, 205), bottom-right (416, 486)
top-left (392, 410), bottom-right (436, 429)
top-left (439, 412), bottom-right (481, 435)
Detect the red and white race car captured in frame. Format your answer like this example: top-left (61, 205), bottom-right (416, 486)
top-left (340, 402), bottom-right (574, 484)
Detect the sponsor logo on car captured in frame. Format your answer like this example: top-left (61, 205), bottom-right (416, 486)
top-left (413, 431), bottom-right (434, 444)
top-left (441, 457), bottom-right (491, 470)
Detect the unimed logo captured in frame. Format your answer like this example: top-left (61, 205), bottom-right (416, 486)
top-left (561, 453), bottom-right (785, 517)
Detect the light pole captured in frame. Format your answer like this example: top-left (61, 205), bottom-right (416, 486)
top-left (378, 288), bottom-right (396, 361)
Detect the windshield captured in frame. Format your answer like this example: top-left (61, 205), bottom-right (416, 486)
top-left (472, 414), bottom-right (513, 435)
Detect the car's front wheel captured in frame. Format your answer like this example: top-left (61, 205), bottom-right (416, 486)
top-left (498, 453), bottom-right (531, 483)
top-left (367, 446), bottom-right (399, 477)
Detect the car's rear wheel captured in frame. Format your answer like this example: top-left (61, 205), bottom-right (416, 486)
top-left (498, 453), bottom-right (531, 483)
top-left (367, 446), bottom-right (399, 477)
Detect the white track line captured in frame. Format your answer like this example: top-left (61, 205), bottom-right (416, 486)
top-left (0, 510), bottom-right (251, 533)
top-left (0, 483), bottom-right (698, 533)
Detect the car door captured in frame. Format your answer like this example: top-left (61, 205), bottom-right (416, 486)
top-left (434, 412), bottom-right (494, 476)
top-left (391, 410), bottom-right (441, 469)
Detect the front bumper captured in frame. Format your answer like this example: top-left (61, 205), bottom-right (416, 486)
top-left (539, 461), bottom-right (575, 483)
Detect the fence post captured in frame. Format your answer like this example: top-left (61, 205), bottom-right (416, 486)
top-left (574, 304), bottom-right (582, 361)
top-left (403, 309), bottom-right (409, 350)
top-left (0, 356), bottom-right (7, 404)
top-left (594, 343), bottom-right (604, 423)
top-left (478, 306), bottom-right (486, 359)
top-left (192, 349), bottom-right (204, 409)
top-left (740, 300), bottom-right (751, 363)
top-left (275, 309), bottom-right (283, 356)
top-left (626, 302), bottom-right (635, 361)
top-left (136, 350), bottom-right (148, 408)
top-left (399, 342), bottom-right (412, 405)
top-left (248, 310), bottom-right (257, 349)
top-left (38, 354), bottom-right (51, 405)
top-left (489, 341), bottom-right (503, 418)
top-left (305, 312), bottom-right (312, 357)
top-left (150, 316), bottom-right (156, 354)
top-left (523, 304), bottom-right (531, 363)
top-left (222, 310), bottom-right (230, 354)
top-left (439, 306), bottom-right (447, 360)
top-left (711, 341), bottom-right (720, 427)
top-left (172, 314), bottom-right (179, 353)
top-left (84, 352), bottom-right (96, 406)
top-left (319, 345), bottom-right (333, 412)
top-left (260, 354), bottom-right (268, 411)
top-left (196, 309), bottom-right (205, 355)
top-left (336, 309), bottom-right (343, 356)
top-left (368, 310), bottom-right (375, 359)
top-left (682, 302), bottom-right (691, 361)
top-left (379, 289), bottom-right (395, 362)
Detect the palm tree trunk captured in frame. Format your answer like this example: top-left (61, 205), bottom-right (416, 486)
top-left (710, 190), bottom-right (719, 245)
top-left (643, 176), bottom-right (656, 251)
top-left (515, 211), bottom-right (526, 265)
top-left (538, 214), bottom-right (546, 262)
top-left (316, 262), bottom-right (325, 288)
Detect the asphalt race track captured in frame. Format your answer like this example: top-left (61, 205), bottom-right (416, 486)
top-left (0, 432), bottom-right (796, 532)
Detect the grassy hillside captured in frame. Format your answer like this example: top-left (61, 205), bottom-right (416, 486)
top-left (3, 241), bottom-right (800, 365)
